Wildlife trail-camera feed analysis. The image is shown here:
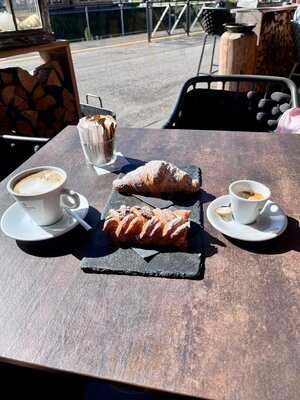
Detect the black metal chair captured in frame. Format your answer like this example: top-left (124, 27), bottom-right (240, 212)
top-left (0, 97), bottom-right (116, 181)
top-left (164, 74), bottom-right (299, 132)
top-left (197, 7), bottom-right (233, 75)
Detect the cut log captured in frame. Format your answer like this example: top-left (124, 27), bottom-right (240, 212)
top-left (32, 85), bottom-right (45, 102)
top-left (16, 85), bottom-right (28, 99)
top-left (8, 108), bottom-right (17, 122)
top-left (66, 102), bottom-right (76, 115)
top-left (34, 67), bottom-right (48, 85)
top-left (22, 110), bottom-right (39, 127)
top-left (0, 116), bottom-right (11, 134)
top-left (17, 69), bottom-right (37, 93)
top-left (0, 55), bottom-right (78, 137)
top-left (14, 96), bottom-right (29, 111)
top-left (0, 103), bottom-right (8, 119)
top-left (54, 106), bottom-right (66, 121)
top-left (36, 95), bottom-right (56, 111)
top-left (62, 88), bottom-right (75, 108)
top-left (47, 70), bottom-right (62, 87)
top-left (2, 85), bottom-right (16, 105)
top-left (1, 71), bottom-right (13, 85)
top-left (44, 127), bottom-right (56, 137)
top-left (44, 86), bottom-right (63, 101)
top-left (64, 109), bottom-right (78, 124)
top-left (36, 120), bottom-right (56, 138)
top-left (49, 60), bottom-right (64, 81)
top-left (52, 120), bottom-right (65, 134)
top-left (34, 60), bottom-right (64, 82)
top-left (16, 119), bottom-right (34, 136)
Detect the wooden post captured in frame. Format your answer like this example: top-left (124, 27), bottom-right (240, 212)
top-left (219, 31), bottom-right (257, 75)
top-left (218, 31), bottom-right (257, 90)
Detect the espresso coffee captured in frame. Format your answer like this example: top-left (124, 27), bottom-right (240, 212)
top-left (13, 169), bottom-right (64, 196)
top-left (237, 190), bottom-right (264, 201)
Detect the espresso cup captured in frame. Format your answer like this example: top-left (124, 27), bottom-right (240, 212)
top-left (229, 180), bottom-right (271, 225)
top-left (7, 166), bottom-right (80, 226)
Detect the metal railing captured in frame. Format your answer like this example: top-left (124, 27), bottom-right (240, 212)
top-left (49, 0), bottom-right (214, 42)
top-left (145, 0), bottom-right (215, 41)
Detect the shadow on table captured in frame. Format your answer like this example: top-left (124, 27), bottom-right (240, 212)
top-left (120, 157), bottom-right (145, 173)
top-left (226, 216), bottom-right (300, 255)
top-left (17, 206), bottom-right (117, 260)
top-left (0, 360), bottom-right (210, 400)
top-left (196, 229), bottom-right (226, 280)
top-left (0, 361), bottom-right (85, 400)
top-left (16, 181), bottom-right (222, 282)
top-left (17, 204), bottom-right (225, 282)
top-left (85, 379), bottom-right (211, 400)
top-left (200, 189), bottom-right (216, 205)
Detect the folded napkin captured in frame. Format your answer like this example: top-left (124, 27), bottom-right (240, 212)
top-left (93, 152), bottom-right (129, 175)
top-left (132, 194), bottom-right (173, 209)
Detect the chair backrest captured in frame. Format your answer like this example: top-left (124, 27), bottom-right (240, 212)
top-left (200, 7), bottom-right (233, 36)
top-left (164, 74), bottom-right (299, 132)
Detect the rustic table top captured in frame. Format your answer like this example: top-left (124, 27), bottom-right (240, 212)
top-left (0, 127), bottom-right (299, 400)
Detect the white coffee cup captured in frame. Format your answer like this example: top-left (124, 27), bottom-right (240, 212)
top-left (7, 166), bottom-right (80, 226)
top-left (229, 180), bottom-right (271, 225)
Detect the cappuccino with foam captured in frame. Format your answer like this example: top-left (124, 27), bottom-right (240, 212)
top-left (13, 169), bottom-right (64, 196)
top-left (7, 166), bottom-right (80, 226)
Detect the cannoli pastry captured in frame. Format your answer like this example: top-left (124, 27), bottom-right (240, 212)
top-left (103, 205), bottom-right (191, 249)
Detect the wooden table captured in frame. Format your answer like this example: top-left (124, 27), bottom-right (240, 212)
top-left (0, 127), bottom-right (299, 400)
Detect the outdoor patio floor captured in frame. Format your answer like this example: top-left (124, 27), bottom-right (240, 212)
top-left (0, 33), bottom-right (218, 128)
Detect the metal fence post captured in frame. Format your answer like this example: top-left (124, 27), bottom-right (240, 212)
top-left (168, 2), bottom-right (171, 35)
top-left (186, 0), bottom-right (190, 36)
top-left (146, 0), bottom-right (153, 42)
top-left (119, 1), bottom-right (125, 36)
top-left (85, 5), bottom-right (91, 40)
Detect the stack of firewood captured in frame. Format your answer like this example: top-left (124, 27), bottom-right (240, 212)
top-left (0, 60), bottom-right (78, 137)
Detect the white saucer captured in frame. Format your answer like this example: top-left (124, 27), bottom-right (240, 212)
top-left (1, 193), bottom-right (89, 242)
top-left (207, 195), bottom-right (288, 241)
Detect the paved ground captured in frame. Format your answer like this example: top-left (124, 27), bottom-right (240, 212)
top-left (0, 33), bottom-right (218, 128)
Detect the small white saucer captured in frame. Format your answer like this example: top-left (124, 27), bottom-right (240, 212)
top-left (1, 193), bottom-right (89, 242)
top-left (207, 195), bottom-right (288, 241)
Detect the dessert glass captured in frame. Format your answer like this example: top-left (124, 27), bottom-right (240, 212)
top-left (78, 115), bottom-right (117, 167)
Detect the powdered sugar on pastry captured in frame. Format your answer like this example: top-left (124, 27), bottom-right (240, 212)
top-left (103, 205), bottom-right (191, 249)
top-left (113, 160), bottom-right (200, 196)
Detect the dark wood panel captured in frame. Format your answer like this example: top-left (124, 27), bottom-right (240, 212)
top-left (0, 127), bottom-right (299, 400)
top-left (235, 6), bottom-right (297, 77)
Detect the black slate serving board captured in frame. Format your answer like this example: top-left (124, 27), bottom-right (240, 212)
top-left (81, 166), bottom-right (204, 279)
